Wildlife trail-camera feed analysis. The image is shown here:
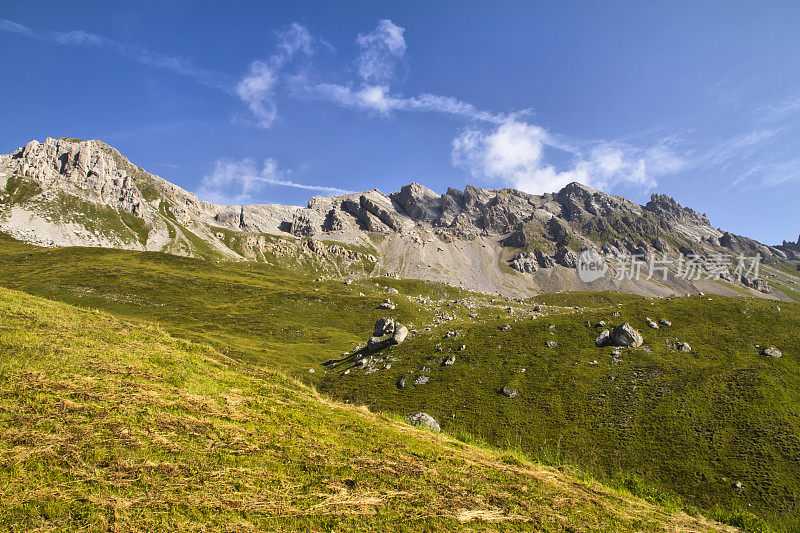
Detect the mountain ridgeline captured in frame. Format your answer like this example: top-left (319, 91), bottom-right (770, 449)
top-left (1, 136), bottom-right (798, 300)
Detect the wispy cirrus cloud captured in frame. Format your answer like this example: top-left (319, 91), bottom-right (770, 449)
top-left (198, 157), bottom-right (352, 205)
top-left (0, 18), bottom-right (232, 91)
top-left (300, 82), bottom-right (508, 123)
top-left (0, 18), bottom-right (33, 35)
top-left (246, 19), bottom-right (514, 126)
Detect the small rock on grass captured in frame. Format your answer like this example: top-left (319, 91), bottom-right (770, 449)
top-left (762, 346), bottom-right (783, 358)
top-left (408, 412), bottom-right (440, 432)
top-left (500, 385), bottom-right (518, 398)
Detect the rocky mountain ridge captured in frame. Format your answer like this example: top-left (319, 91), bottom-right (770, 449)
top-left (1, 137), bottom-right (798, 299)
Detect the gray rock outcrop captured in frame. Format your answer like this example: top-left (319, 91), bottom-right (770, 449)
top-left (610, 323), bottom-right (644, 348)
top-left (407, 412), bottom-right (440, 432)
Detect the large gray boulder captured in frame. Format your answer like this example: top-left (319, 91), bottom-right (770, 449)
top-left (373, 317), bottom-right (395, 337)
top-left (596, 329), bottom-right (610, 347)
top-left (366, 336), bottom-right (387, 353)
top-left (610, 323), bottom-right (644, 348)
top-left (391, 325), bottom-right (409, 345)
top-left (408, 412), bottom-right (440, 432)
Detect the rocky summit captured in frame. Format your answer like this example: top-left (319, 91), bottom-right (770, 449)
top-left (1, 137), bottom-right (798, 300)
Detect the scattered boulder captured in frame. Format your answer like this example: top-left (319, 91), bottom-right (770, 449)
top-left (378, 299), bottom-right (396, 310)
top-left (387, 287), bottom-right (399, 295)
top-left (413, 375), bottom-right (430, 385)
top-left (762, 346), bottom-right (783, 358)
top-left (500, 385), bottom-right (518, 398)
top-left (678, 342), bottom-right (692, 352)
top-left (443, 355), bottom-right (456, 366)
top-left (407, 412), bottom-right (440, 432)
top-left (658, 319), bottom-right (672, 327)
top-left (546, 340), bottom-right (558, 348)
top-left (499, 324), bottom-right (512, 331)
top-left (373, 317), bottom-right (395, 336)
top-left (391, 325), bottom-right (409, 345)
top-left (646, 318), bottom-right (659, 329)
top-left (610, 323), bottom-right (644, 348)
top-left (596, 329), bottom-right (610, 347)
top-left (396, 376), bottom-right (406, 389)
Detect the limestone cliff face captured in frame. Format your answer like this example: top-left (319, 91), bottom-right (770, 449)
top-left (3, 138), bottom-right (148, 218)
top-left (0, 137), bottom-right (796, 298)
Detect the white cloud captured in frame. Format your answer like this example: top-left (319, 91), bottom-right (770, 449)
top-left (356, 19), bottom-right (406, 83)
top-left (235, 23), bottom-right (316, 128)
top-left (760, 90), bottom-right (800, 122)
top-left (700, 129), bottom-right (777, 168)
top-left (451, 119), bottom-right (685, 194)
top-left (0, 18), bottom-right (32, 35)
top-left (236, 62), bottom-right (279, 127)
top-left (53, 30), bottom-right (104, 46)
top-left (199, 158), bottom-right (352, 204)
top-left (303, 82), bottom-right (507, 123)
top-left (278, 22), bottom-right (314, 57)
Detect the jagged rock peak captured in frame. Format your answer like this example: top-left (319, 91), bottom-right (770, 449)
top-left (389, 182), bottom-right (442, 223)
top-left (644, 193), bottom-right (710, 225)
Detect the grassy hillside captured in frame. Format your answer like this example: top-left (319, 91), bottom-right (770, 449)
top-left (319, 292), bottom-right (800, 531)
top-left (0, 234), bottom-right (796, 530)
top-left (0, 234), bottom-right (403, 370)
top-left (0, 287), bottom-right (730, 531)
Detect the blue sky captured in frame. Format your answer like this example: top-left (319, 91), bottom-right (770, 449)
top-left (1, 1), bottom-right (799, 244)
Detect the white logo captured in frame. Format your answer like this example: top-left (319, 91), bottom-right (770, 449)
top-left (578, 249), bottom-right (607, 282)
